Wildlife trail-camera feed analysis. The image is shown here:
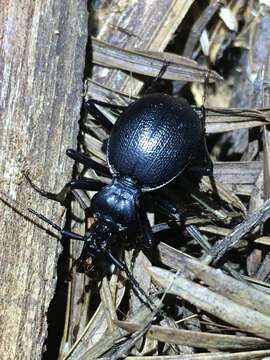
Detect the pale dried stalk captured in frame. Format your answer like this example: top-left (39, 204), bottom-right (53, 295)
top-left (76, 299), bottom-right (160, 360)
top-left (202, 199), bottom-right (270, 264)
top-left (92, 38), bottom-right (221, 83)
top-left (115, 320), bottom-right (270, 350)
top-left (149, 266), bottom-right (270, 340)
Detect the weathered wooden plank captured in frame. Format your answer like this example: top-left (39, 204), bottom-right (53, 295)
top-left (0, 1), bottom-right (88, 359)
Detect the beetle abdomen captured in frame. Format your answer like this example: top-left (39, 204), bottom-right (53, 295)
top-left (108, 94), bottom-right (203, 190)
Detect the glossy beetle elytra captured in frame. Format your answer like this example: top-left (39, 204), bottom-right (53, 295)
top-left (91, 93), bottom-right (212, 225)
top-left (27, 93), bottom-right (213, 300)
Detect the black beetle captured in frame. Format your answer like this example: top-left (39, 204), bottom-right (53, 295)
top-left (28, 93), bottom-right (212, 300)
top-left (91, 93), bottom-right (211, 224)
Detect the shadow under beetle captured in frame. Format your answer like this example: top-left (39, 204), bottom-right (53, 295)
top-left (28, 93), bottom-right (213, 302)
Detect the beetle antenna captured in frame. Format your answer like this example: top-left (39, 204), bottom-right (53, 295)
top-left (28, 208), bottom-right (62, 232)
top-left (28, 208), bottom-right (85, 241)
top-left (144, 60), bottom-right (169, 95)
top-left (0, 190), bottom-right (85, 241)
top-left (201, 70), bottom-right (210, 118)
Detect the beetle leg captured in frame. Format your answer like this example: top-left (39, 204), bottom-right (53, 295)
top-left (24, 171), bottom-right (69, 204)
top-left (137, 207), bottom-right (155, 248)
top-left (201, 134), bottom-right (213, 175)
top-left (66, 149), bottom-right (111, 177)
top-left (104, 248), bottom-right (155, 308)
top-left (186, 134), bottom-right (213, 177)
top-left (153, 193), bottom-right (178, 215)
top-left (186, 148), bottom-right (213, 176)
top-left (144, 192), bottom-right (186, 224)
top-left (84, 99), bottom-right (115, 132)
top-left (25, 172), bottom-right (106, 205)
top-left (144, 60), bottom-right (170, 94)
top-left (188, 104), bottom-right (213, 177)
top-left (88, 98), bottom-right (127, 111)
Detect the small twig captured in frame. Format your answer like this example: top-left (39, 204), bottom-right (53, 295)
top-left (100, 277), bottom-right (117, 333)
top-left (92, 37), bottom-right (222, 83)
top-left (149, 266), bottom-right (270, 340)
top-left (187, 225), bottom-right (251, 283)
top-left (109, 268), bottom-right (181, 359)
top-left (201, 199), bottom-right (270, 265)
top-left (109, 316), bottom-right (153, 360)
top-left (183, 0), bottom-right (224, 58)
top-left (186, 224), bottom-right (211, 252)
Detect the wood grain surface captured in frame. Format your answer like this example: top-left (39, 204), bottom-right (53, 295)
top-left (0, 1), bottom-right (88, 359)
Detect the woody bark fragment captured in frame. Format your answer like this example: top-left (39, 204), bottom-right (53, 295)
top-left (0, 1), bottom-right (88, 359)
